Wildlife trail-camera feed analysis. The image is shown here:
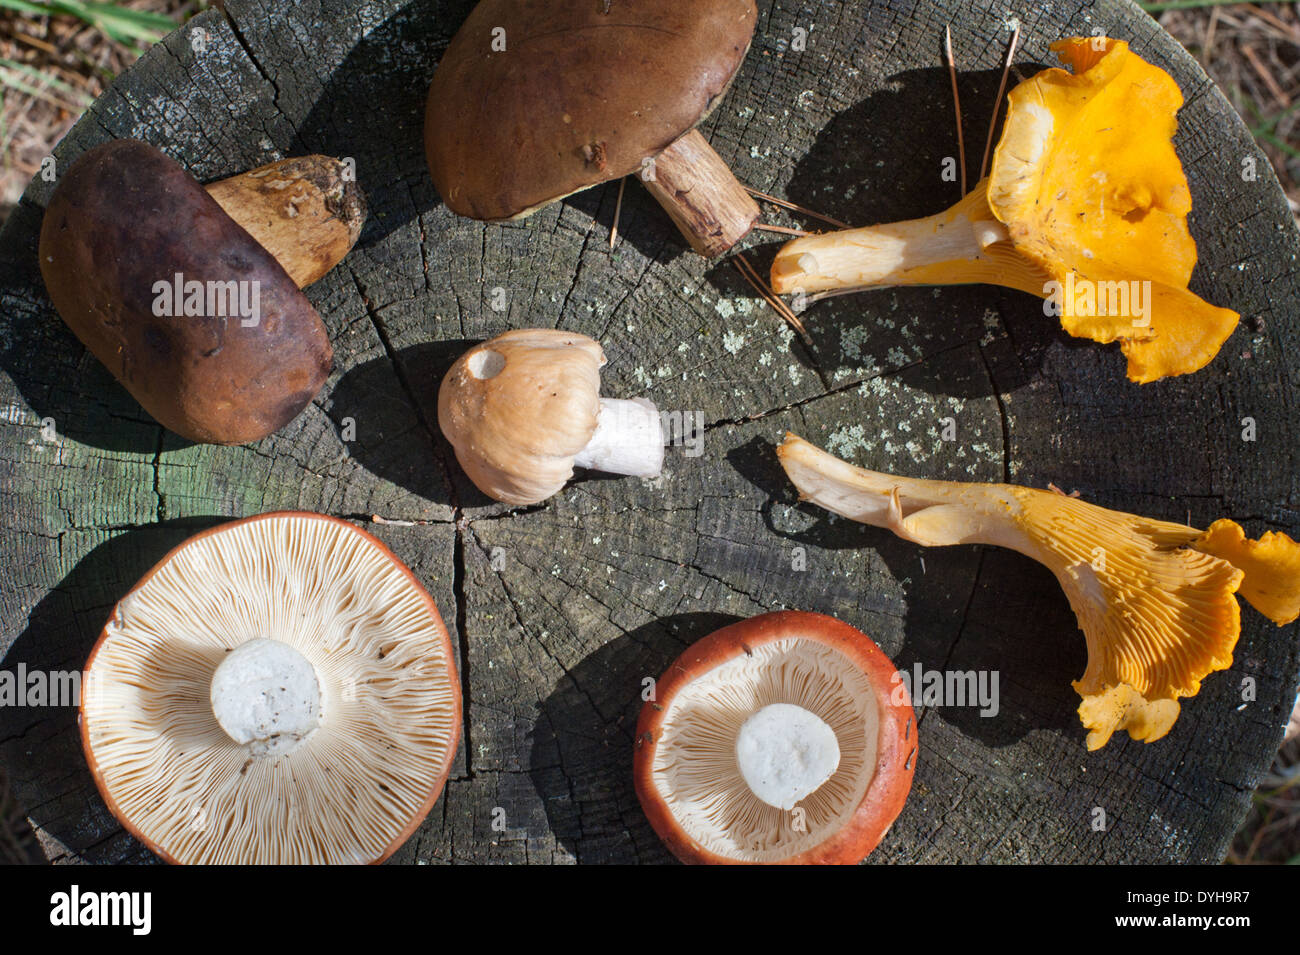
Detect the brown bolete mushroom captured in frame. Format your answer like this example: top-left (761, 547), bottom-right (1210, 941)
top-left (634, 610), bottom-right (916, 864)
top-left (424, 0), bottom-right (760, 257)
top-left (777, 433), bottom-right (1300, 750)
top-left (80, 512), bottom-right (461, 864)
top-left (438, 329), bottom-right (664, 505)
top-left (770, 37), bottom-right (1239, 383)
top-left (39, 139), bottom-right (366, 444)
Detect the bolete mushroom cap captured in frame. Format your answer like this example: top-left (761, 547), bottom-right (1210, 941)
top-left (777, 433), bottom-right (1300, 750)
top-left (424, 0), bottom-right (758, 221)
top-left (38, 139), bottom-right (334, 444)
top-left (80, 512), bottom-right (462, 864)
top-left (634, 610), bottom-right (916, 865)
top-left (439, 328), bottom-right (661, 505)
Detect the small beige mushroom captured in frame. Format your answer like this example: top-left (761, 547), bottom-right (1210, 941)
top-left (437, 329), bottom-right (664, 505)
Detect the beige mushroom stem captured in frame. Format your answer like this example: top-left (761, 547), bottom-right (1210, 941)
top-left (204, 156), bottom-right (366, 289)
top-left (641, 129), bottom-right (760, 258)
top-left (573, 396), bottom-right (665, 478)
top-left (777, 431), bottom-right (1028, 549)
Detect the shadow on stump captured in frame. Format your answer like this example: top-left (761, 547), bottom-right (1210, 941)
top-left (328, 338), bottom-right (480, 507)
top-left (529, 611), bottom-right (740, 864)
top-left (0, 518), bottom-right (229, 863)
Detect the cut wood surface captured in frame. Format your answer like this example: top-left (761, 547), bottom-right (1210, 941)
top-left (1, 0), bottom-right (1298, 864)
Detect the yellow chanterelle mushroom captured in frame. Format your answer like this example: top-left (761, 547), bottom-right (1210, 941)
top-left (777, 433), bottom-right (1300, 750)
top-left (770, 37), bottom-right (1240, 384)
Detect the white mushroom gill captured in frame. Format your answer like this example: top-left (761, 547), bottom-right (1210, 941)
top-left (82, 515), bottom-right (458, 864)
top-left (651, 637), bottom-right (879, 862)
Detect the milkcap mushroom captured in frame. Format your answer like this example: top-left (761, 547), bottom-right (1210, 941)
top-left (770, 37), bottom-right (1240, 383)
top-left (424, 0), bottom-right (760, 257)
top-left (80, 512), bottom-right (461, 864)
top-left (438, 329), bottom-right (664, 505)
top-left (634, 610), bottom-right (916, 864)
top-left (777, 432), bottom-right (1300, 750)
top-left (39, 139), bottom-right (366, 444)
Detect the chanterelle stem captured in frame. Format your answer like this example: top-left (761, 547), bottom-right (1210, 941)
top-left (573, 397), bottom-right (665, 478)
top-left (769, 179), bottom-right (1046, 298)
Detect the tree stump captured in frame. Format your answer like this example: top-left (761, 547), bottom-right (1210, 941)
top-left (1, 0), bottom-right (1297, 864)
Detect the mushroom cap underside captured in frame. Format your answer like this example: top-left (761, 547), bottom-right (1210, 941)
top-left (634, 610), bottom-right (915, 864)
top-left (80, 512), bottom-right (461, 865)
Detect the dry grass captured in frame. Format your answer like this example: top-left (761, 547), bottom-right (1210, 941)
top-left (1228, 724), bottom-right (1300, 864)
top-left (0, 1), bottom-right (204, 221)
top-left (0, 0), bottom-right (1296, 865)
top-left (1150, 0), bottom-right (1300, 216)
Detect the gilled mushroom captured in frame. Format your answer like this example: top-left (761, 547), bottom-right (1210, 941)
top-left (424, 0), bottom-right (760, 256)
top-left (778, 433), bottom-right (1300, 750)
top-left (769, 37), bottom-right (1239, 383)
top-left (437, 329), bottom-right (664, 505)
top-left (39, 139), bottom-right (366, 443)
top-left (634, 610), bottom-right (916, 864)
top-left (80, 512), bottom-right (461, 864)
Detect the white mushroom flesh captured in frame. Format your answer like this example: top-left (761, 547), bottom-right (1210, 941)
top-left (466, 348), bottom-right (505, 379)
top-left (735, 703), bottom-right (841, 810)
top-left (572, 396), bottom-right (665, 478)
top-left (81, 515), bottom-right (459, 864)
top-left (210, 638), bottom-right (323, 757)
top-left (651, 636), bottom-right (879, 862)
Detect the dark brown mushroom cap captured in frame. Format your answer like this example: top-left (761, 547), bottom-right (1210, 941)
top-left (38, 139), bottom-right (332, 445)
top-left (425, 0), bottom-right (758, 220)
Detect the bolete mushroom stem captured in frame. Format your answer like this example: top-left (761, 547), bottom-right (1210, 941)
top-left (209, 638), bottom-right (323, 758)
top-left (640, 129), bottom-right (760, 258)
top-left (572, 397), bottom-right (665, 478)
top-left (204, 156), bottom-right (366, 289)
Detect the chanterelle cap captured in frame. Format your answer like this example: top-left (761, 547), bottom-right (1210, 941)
top-left (80, 512), bottom-right (462, 865)
top-left (634, 610), bottom-right (916, 864)
top-left (425, 0), bottom-right (758, 220)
